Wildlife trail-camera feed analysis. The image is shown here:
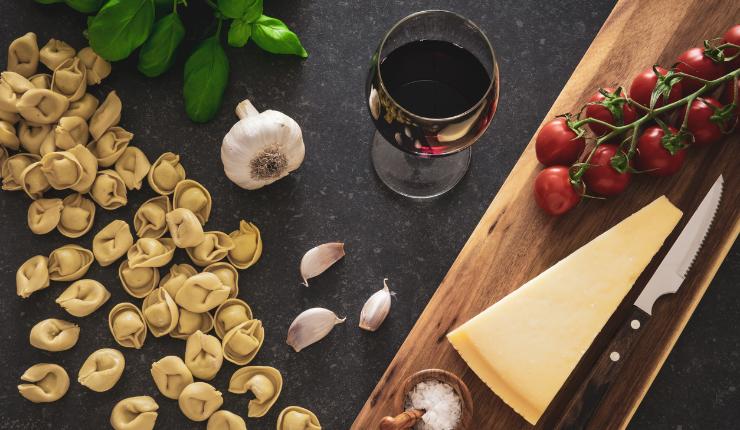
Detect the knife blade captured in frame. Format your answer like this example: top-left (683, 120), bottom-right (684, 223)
top-left (555, 175), bottom-right (724, 430)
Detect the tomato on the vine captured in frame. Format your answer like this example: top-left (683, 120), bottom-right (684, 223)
top-left (584, 87), bottom-right (639, 137)
top-left (675, 47), bottom-right (726, 93)
top-left (636, 125), bottom-right (688, 176)
top-left (583, 144), bottom-right (632, 196)
top-left (678, 97), bottom-right (735, 146)
top-left (629, 66), bottom-right (683, 109)
top-left (722, 24), bottom-right (740, 70)
top-left (533, 166), bottom-right (581, 216)
top-left (535, 117), bottom-right (586, 166)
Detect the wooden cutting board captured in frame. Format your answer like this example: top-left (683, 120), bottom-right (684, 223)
top-left (353, 0), bottom-right (740, 429)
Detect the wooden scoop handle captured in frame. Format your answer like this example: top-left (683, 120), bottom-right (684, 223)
top-left (379, 409), bottom-right (425, 430)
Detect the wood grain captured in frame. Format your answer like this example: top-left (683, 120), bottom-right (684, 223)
top-left (352, 0), bottom-right (740, 428)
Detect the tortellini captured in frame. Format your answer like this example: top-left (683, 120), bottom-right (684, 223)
top-left (160, 263), bottom-right (197, 298)
top-left (170, 309), bottom-right (213, 340)
top-left (110, 396), bottom-right (159, 430)
top-left (175, 272), bottom-right (230, 313)
top-left (0, 144), bottom-right (7, 170)
top-left (119, 260), bottom-right (159, 298)
top-left (0, 119), bottom-right (19, 149)
top-left (17, 88), bottom-right (69, 124)
top-left (29, 73), bottom-right (51, 89)
top-left (48, 244), bottom-right (93, 281)
top-left (78, 348), bottom-right (125, 392)
top-left (109, 302), bottom-right (147, 349)
top-left (58, 192), bottom-right (95, 237)
top-left (8, 32), bottom-right (39, 78)
top-left (115, 146), bottom-right (150, 190)
top-left (207, 410), bottom-right (247, 430)
top-left (77, 47), bottom-right (111, 85)
top-left (87, 126), bottom-right (133, 167)
top-left (214, 299), bottom-right (253, 339)
top-left (134, 195), bottom-right (170, 238)
top-left (66, 144), bottom-right (98, 193)
top-left (173, 179), bottom-right (212, 224)
top-left (0, 109), bottom-right (19, 124)
top-left (184, 330), bottom-right (223, 381)
top-left (228, 220), bottom-right (262, 269)
top-left (127, 238), bottom-right (176, 268)
top-left (150, 355), bottom-right (193, 400)
top-left (29, 318), bottom-right (79, 352)
top-left (222, 319), bottom-right (264, 365)
top-left (51, 57), bottom-right (87, 101)
top-left (39, 39), bottom-right (75, 71)
top-left (277, 406), bottom-right (322, 430)
top-left (0, 71), bottom-right (32, 113)
top-left (228, 366), bottom-right (283, 417)
top-left (54, 116), bottom-right (88, 150)
top-left (27, 198), bottom-right (63, 234)
top-left (16, 255), bottom-right (49, 298)
top-left (2, 153), bottom-right (39, 190)
top-left (148, 152), bottom-right (185, 195)
top-left (178, 382), bottom-right (223, 422)
top-left (93, 220), bottom-right (134, 266)
top-left (90, 169), bottom-right (128, 209)
top-left (18, 363), bottom-right (69, 403)
top-left (20, 161), bottom-right (50, 199)
top-left (39, 150), bottom-right (83, 190)
top-left (65, 92), bottom-right (98, 119)
top-left (186, 231), bottom-right (235, 267)
top-left (142, 288), bottom-right (179, 337)
top-left (18, 121), bottom-right (50, 154)
top-left (89, 90), bottom-right (121, 140)
top-left (204, 262), bottom-right (239, 299)
top-left (55, 279), bottom-right (110, 317)
top-left (166, 208), bottom-right (205, 248)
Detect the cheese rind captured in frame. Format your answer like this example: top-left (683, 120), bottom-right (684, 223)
top-left (447, 196), bottom-right (682, 425)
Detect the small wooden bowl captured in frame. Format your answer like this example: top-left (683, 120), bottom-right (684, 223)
top-left (393, 368), bottom-right (473, 430)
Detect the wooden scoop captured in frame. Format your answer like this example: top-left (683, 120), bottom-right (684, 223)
top-left (379, 409), bottom-right (425, 430)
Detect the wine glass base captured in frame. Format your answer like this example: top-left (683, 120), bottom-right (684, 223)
top-left (371, 131), bottom-right (471, 199)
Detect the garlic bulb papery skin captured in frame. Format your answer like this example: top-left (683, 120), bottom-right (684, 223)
top-left (359, 278), bottom-right (393, 332)
top-left (286, 308), bottom-right (345, 352)
top-left (221, 99), bottom-right (304, 190)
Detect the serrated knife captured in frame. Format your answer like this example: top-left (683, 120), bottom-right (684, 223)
top-left (555, 175), bottom-right (724, 430)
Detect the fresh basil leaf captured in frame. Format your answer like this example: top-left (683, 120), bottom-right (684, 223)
top-left (228, 17), bottom-right (252, 48)
top-left (88, 0), bottom-right (155, 61)
top-left (242, 0), bottom-right (262, 23)
top-left (65, 0), bottom-right (104, 13)
top-left (138, 12), bottom-right (185, 77)
top-left (251, 15), bottom-right (307, 58)
top-left (218, 0), bottom-right (261, 20)
top-left (154, 0), bottom-right (172, 8)
top-left (183, 36), bottom-right (229, 123)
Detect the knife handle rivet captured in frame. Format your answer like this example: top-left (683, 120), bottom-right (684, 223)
top-left (609, 351), bottom-right (620, 362)
top-left (630, 320), bottom-right (641, 330)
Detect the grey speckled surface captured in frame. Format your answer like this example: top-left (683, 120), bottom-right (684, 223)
top-left (0, 1), bottom-right (737, 429)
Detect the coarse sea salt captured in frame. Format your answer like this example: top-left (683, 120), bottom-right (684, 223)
top-left (404, 379), bottom-right (461, 430)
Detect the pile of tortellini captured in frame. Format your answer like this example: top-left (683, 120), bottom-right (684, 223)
top-left (6, 33), bottom-right (321, 430)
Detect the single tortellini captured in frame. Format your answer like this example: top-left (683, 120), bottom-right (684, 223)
top-left (55, 279), bottom-right (111, 317)
top-left (160, 263), bottom-right (197, 298)
top-left (213, 299), bottom-right (253, 339)
top-left (204, 262), bottom-right (239, 299)
top-left (16, 255), bottom-right (49, 298)
top-left (8, 32), bottom-right (39, 78)
top-left (18, 363), bottom-right (69, 403)
top-left (0, 109), bottom-right (19, 124)
top-left (65, 92), bottom-right (98, 119)
top-left (17, 88), bottom-right (69, 124)
top-left (27, 198), bottom-right (63, 234)
top-left (89, 90), bottom-right (121, 140)
top-left (29, 73), bottom-right (51, 89)
top-left (170, 309), bottom-right (213, 340)
top-left (175, 272), bottom-right (230, 313)
top-left (17, 121), bottom-right (51, 154)
top-left (93, 220), bottom-right (134, 266)
top-left (277, 406), bottom-right (322, 430)
top-left (179, 382), bottom-right (223, 422)
top-left (228, 220), bottom-right (262, 269)
top-left (186, 231), bottom-right (235, 267)
top-left (150, 355), bottom-right (193, 400)
top-left (110, 396), bottom-right (159, 430)
top-left (78, 348), bottom-right (125, 392)
top-left (119, 260), bottom-right (160, 298)
top-left (40, 39), bottom-right (75, 71)
top-left (228, 366), bottom-right (283, 418)
top-left (167, 208), bottom-right (205, 248)
top-left (39, 150), bottom-right (83, 190)
top-left (147, 152), bottom-right (185, 195)
top-left (54, 116), bottom-right (88, 150)
top-left (20, 161), bottom-right (50, 199)
top-left (77, 47), bottom-right (111, 85)
top-left (184, 330), bottom-right (223, 381)
top-left (207, 410), bottom-right (247, 430)
top-left (109, 302), bottom-right (148, 349)
top-left (0, 71), bottom-right (33, 112)
top-left (67, 144), bottom-right (98, 193)
top-left (51, 57), bottom-right (87, 101)
top-left (134, 195), bottom-right (170, 238)
top-left (2, 153), bottom-right (39, 190)
top-left (29, 318), bottom-right (79, 352)
top-left (87, 126), bottom-right (133, 167)
top-left (0, 144), bottom-right (7, 172)
top-left (0, 120), bottom-right (19, 150)
top-left (142, 288), bottom-right (179, 337)
top-left (48, 244), bottom-right (94, 281)
top-left (58, 192), bottom-right (96, 238)
top-left (127, 238), bottom-right (176, 268)
top-left (222, 319), bottom-right (264, 365)
top-left (115, 147), bottom-right (150, 190)
top-left (173, 179), bottom-right (212, 224)
top-left (90, 169), bottom-right (128, 209)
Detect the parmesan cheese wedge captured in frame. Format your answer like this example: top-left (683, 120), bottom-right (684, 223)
top-left (447, 196), bottom-right (682, 424)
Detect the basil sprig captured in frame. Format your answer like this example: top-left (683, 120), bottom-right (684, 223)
top-left (138, 12), bottom-right (186, 77)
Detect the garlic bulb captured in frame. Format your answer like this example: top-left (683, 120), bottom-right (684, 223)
top-left (221, 99), bottom-right (304, 190)
top-left (286, 308), bottom-right (345, 352)
top-left (359, 278), bottom-right (393, 332)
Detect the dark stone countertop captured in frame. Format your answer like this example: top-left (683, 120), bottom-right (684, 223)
top-left (0, 1), bottom-right (737, 429)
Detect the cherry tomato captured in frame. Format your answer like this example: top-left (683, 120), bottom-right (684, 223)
top-left (722, 24), bottom-right (740, 70)
top-left (535, 118), bottom-right (586, 166)
top-left (636, 125), bottom-right (688, 176)
top-left (677, 97), bottom-right (733, 146)
top-left (629, 66), bottom-right (683, 109)
top-left (533, 166), bottom-right (581, 216)
top-left (675, 47), bottom-right (726, 93)
top-left (583, 144), bottom-right (632, 196)
top-left (584, 87), bottom-right (639, 137)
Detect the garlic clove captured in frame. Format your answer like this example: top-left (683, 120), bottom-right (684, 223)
top-left (286, 308), bottom-right (345, 352)
top-left (359, 278), bottom-right (393, 332)
top-left (299, 242), bottom-right (345, 287)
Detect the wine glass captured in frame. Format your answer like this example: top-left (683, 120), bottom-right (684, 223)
top-left (366, 10), bottom-right (499, 199)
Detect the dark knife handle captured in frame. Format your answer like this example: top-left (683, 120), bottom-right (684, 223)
top-left (555, 306), bottom-right (650, 430)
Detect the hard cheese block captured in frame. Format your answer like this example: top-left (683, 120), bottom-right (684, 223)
top-left (447, 196), bottom-right (682, 425)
